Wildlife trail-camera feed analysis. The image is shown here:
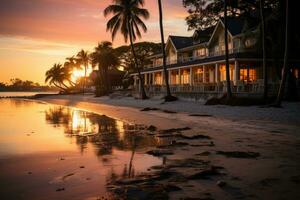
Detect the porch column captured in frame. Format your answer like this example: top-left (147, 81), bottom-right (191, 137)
top-left (189, 67), bottom-right (193, 86)
top-left (203, 65), bottom-right (206, 83)
top-left (152, 73), bottom-right (155, 85)
top-left (178, 69), bottom-right (181, 84)
top-left (215, 63), bottom-right (219, 83)
top-left (234, 60), bottom-right (239, 85)
top-left (133, 75), bottom-right (136, 86)
top-left (144, 74), bottom-right (147, 85)
top-left (168, 70), bottom-right (172, 85)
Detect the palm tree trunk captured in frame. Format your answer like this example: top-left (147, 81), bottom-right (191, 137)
top-left (224, 0), bottom-right (232, 100)
top-left (260, 0), bottom-right (268, 101)
top-left (53, 82), bottom-right (67, 91)
top-left (275, 0), bottom-right (289, 107)
top-left (82, 64), bottom-right (87, 95)
top-left (128, 21), bottom-right (148, 99)
top-left (158, 0), bottom-right (175, 101)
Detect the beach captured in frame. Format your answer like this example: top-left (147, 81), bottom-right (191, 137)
top-left (36, 94), bottom-right (300, 199)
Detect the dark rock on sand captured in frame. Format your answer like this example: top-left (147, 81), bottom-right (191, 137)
top-left (217, 180), bottom-right (227, 187)
top-left (216, 151), bottom-right (260, 158)
top-left (56, 188), bottom-right (65, 192)
top-left (195, 151), bottom-right (211, 156)
top-left (147, 125), bottom-right (157, 132)
top-left (140, 107), bottom-right (159, 111)
top-left (162, 110), bottom-right (177, 114)
top-left (188, 167), bottom-right (222, 180)
top-left (147, 149), bottom-right (174, 157)
top-left (189, 114), bottom-right (213, 117)
top-left (159, 127), bottom-right (191, 134)
top-left (178, 134), bottom-right (211, 140)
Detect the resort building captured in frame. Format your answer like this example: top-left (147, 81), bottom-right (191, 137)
top-left (132, 18), bottom-right (300, 99)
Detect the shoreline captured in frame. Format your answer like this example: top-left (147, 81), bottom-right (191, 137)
top-left (34, 94), bottom-right (300, 199)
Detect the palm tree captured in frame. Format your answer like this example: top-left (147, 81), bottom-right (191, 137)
top-left (63, 56), bottom-right (80, 87)
top-left (104, 0), bottom-right (149, 99)
top-left (260, 0), bottom-right (268, 101)
top-left (91, 41), bottom-right (119, 96)
top-left (224, 0), bottom-right (232, 100)
top-left (76, 50), bottom-right (89, 94)
top-left (157, 0), bottom-right (177, 102)
top-left (275, 0), bottom-right (289, 107)
top-left (45, 63), bottom-right (69, 91)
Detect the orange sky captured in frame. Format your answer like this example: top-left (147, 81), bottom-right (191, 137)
top-left (0, 0), bottom-right (191, 84)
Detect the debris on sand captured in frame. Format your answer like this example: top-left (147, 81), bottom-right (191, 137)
top-left (147, 125), bottom-right (157, 132)
top-left (140, 107), bottom-right (159, 111)
top-left (195, 151), bottom-right (211, 156)
top-left (79, 166), bottom-right (85, 169)
top-left (62, 173), bottom-right (75, 180)
top-left (159, 127), bottom-right (191, 134)
top-left (216, 151), bottom-right (260, 158)
top-left (217, 180), bottom-right (227, 187)
top-left (56, 188), bottom-right (65, 192)
top-left (146, 149), bottom-right (174, 157)
top-left (162, 110), bottom-right (177, 114)
top-left (188, 166), bottom-right (223, 180)
top-left (189, 114), bottom-right (213, 117)
top-left (178, 134), bottom-right (211, 140)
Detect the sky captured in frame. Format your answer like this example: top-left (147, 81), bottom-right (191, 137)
top-left (0, 0), bottom-right (191, 84)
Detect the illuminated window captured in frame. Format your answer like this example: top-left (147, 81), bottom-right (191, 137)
top-left (193, 68), bottom-right (203, 83)
top-left (154, 73), bottom-right (162, 85)
top-left (240, 67), bottom-right (257, 82)
top-left (180, 69), bottom-right (190, 84)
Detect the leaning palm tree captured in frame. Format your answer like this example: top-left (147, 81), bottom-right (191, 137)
top-left (104, 0), bottom-right (149, 99)
top-left (76, 50), bottom-right (89, 94)
top-left (45, 63), bottom-right (69, 92)
top-left (275, 0), bottom-right (289, 107)
top-left (91, 41), bottom-right (119, 96)
top-left (224, 0), bottom-right (233, 100)
top-left (157, 0), bottom-right (177, 102)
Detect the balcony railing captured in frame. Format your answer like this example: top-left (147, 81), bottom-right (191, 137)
top-left (144, 48), bottom-right (254, 69)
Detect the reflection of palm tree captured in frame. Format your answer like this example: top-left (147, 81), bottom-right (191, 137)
top-left (104, 0), bottom-right (149, 99)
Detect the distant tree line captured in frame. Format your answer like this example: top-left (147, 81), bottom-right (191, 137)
top-left (0, 78), bottom-right (56, 91)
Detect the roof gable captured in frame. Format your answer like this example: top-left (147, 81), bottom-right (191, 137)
top-left (168, 36), bottom-right (194, 50)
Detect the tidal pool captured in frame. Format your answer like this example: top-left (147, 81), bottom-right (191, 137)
top-left (0, 99), bottom-right (162, 200)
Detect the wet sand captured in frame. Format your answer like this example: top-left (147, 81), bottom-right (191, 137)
top-left (36, 95), bottom-right (300, 199)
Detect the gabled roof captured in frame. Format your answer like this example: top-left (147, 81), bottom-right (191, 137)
top-left (169, 36), bottom-right (194, 50)
top-left (193, 26), bottom-right (216, 43)
top-left (220, 17), bottom-right (245, 36)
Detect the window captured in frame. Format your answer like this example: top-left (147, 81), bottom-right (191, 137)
top-left (195, 48), bottom-right (206, 57)
top-left (240, 67), bottom-right (257, 82)
top-left (181, 69), bottom-right (190, 84)
top-left (193, 68), bottom-right (203, 84)
top-left (154, 73), bottom-right (162, 85)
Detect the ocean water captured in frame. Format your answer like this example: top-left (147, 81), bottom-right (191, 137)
top-left (0, 99), bottom-right (161, 199)
top-left (0, 91), bottom-right (58, 98)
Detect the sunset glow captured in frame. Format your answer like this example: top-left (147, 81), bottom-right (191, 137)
top-left (71, 67), bottom-right (93, 82)
top-left (0, 0), bottom-right (190, 84)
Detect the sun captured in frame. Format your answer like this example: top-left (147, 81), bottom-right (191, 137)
top-left (71, 68), bottom-right (93, 82)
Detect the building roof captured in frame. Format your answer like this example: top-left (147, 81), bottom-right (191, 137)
top-left (193, 26), bottom-right (216, 43)
top-left (220, 17), bottom-right (246, 36)
top-left (169, 36), bottom-right (194, 50)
